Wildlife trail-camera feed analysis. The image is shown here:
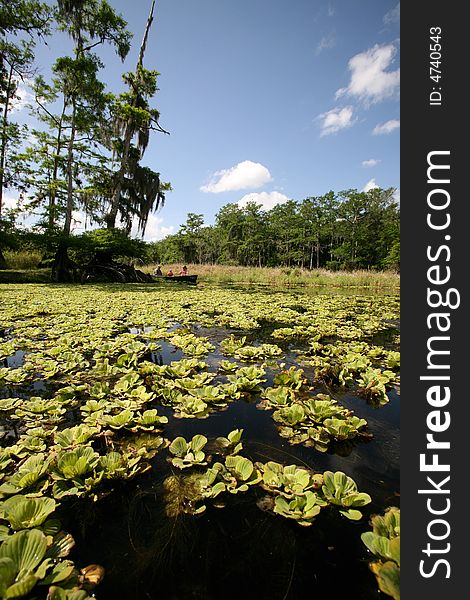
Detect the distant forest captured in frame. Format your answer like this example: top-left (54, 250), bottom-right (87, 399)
top-left (147, 188), bottom-right (400, 271)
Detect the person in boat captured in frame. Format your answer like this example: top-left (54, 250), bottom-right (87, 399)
top-left (154, 265), bottom-right (163, 276)
top-left (166, 269), bottom-right (174, 277)
top-left (179, 265), bottom-right (189, 276)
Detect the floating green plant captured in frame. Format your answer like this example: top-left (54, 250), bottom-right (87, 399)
top-left (0, 453), bottom-right (52, 498)
top-left (0, 283), bottom-right (399, 597)
top-left (321, 471), bottom-right (372, 520)
top-left (0, 504), bottom-right (101, 600)
top-left (215, 429), bottom-right (244, 455)
top-left (273, 491), bottom-right (326, 526)
top-left (0, 495), bottom-right (57, 530)
top-left (361, 506), bottom-right (400, 600)
top-left (168, 435), bottom-right (208, 469)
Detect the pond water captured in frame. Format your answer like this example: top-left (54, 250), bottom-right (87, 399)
top-left (0, 283), bottom-right (400, 600)
top-left (65, 392), bottom-right (399, 598)
top-left (66, 332), bottom-right (398, 599)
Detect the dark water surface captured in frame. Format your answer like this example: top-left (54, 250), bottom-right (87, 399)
top-left (58, 302), bottom-right (399, 600)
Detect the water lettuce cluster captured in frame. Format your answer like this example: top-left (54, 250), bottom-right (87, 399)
top-left (0, 284), bottom-right (399, 597)
top-left (0, 495), bottom-right (102, 600)
top-left (361, 506), bottom-right (400, 599)
top-left (162, 431), bottom-right (371, 526)
top-left (259, 368), bottom-right (369, 451)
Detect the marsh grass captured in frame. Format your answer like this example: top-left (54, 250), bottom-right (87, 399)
top-left (4, 250), bottom-right (43, 269)
top-left (0, 268), bottom-right (51, 283)
top-left (145, 263), bottom-right (400, 289)
top-left (0, 257), bottom-right (399, 288)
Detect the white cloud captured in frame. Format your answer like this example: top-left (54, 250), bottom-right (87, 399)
top-left (139, 213), bottom-right (175, 242)
top-left (237, 191), bottom-right (290, 211)
top-left (10, 78), bottom-right (34, 114)
top-left (383, 3), bottom-right (400, 25)
top-left (372, 119), bottom-right (400, 135)
top-left (200, 160), bottom-right (272, 193)
top-left (316, 32), bottom-right (336, 55)
top-left (363, 178), bottom-right (379, 192)
top-left (318, 106), bottom-right (355, 136)
top-left (392, 188), bottom-right (400, 205)
top-left (362, 158), bottom-right (380, 168)
top-left (336, 44), bottom-right (400, 104)
top-left (2, 194), bottom-right (20, 210)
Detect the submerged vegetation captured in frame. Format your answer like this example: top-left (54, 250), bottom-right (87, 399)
top-left (0, 283), bottom-right (400, 598)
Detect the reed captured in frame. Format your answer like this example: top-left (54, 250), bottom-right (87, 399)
top-left (4, 250), bottom-right (42, 269)
top-left (144, 263), bottom-right (400, 289)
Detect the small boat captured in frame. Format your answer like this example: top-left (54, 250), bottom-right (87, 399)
top-left (154, 274), bottom-right (198, 284)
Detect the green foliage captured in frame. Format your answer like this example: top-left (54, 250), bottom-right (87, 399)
top-left (0, 502), bottom-right (101, 599)
top-left (215, 429), bottom-right (244, 455)
top-left (168, 435), bottom-right (208, 469)
top-left (273, 491), bottom-right (324, 526)
top-left (321, 471), bottom-right (372, 520)
top-left (361, 507), bottom-right (400, 599)
top-left (0, 495), bottom-right (57, 530)
top-left (149, 188), bottom-right (399, 271)
top-left (75, 228), bottom-right (146, 260)
top-left (0, 283), bottom-right (398, 594)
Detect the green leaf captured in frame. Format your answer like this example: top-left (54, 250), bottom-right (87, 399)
top-left (376, 561), bottom-right (400, 600)
top-left (4, 572), bottom-right (38, 599)
top-left (40, 559), bottom-right (76, 585)
top-left (0, 557), bottom-right (16, 596)
top-left (193, 451), bottom-right (205, 462)
top-left (228, 429), bottom-right (243, 443)
top-left (3, 496), bottom-right (57, 530)
top-left (41, 519), bottom-right (62, 537)
top-left (169, 437), bottom-right (188, 457)
top-left (0, 528), bottom-right (48, 572)
top-left (389, 536), bottom-right (400, 566)
top-left (339, 508), bottom-right (363, 520)
top-left (225, 456), bottom-right (254, 481)
top-left (191, 435), bottom-right (208, 453)
top-left (46, 587), bottom-right (67, 600)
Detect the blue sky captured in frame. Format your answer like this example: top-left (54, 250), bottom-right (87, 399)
top-left (10, 0), bottom-right (400, 241)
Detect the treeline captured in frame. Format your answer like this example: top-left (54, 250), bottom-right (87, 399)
top-left (148, 188), bottom-right (400, 271)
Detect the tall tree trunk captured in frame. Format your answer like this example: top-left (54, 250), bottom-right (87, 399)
top-left (105, 124), bottom-right (133, 229)
top-left (48, 101), bottom-right (66, 231)
top-left (0, 64), bottom-right (16, 270)
top-left (106, 0), bottom-right (155, 229)
top-left (53, 98), bottom-right (77, 282)
top-left (0, 63), bottom-right (15, 220)
top-left (63, 99), bottom-right (76, 237)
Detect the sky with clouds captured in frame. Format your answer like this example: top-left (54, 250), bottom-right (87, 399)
top-left (10, 0), bottom-right (400, 241)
